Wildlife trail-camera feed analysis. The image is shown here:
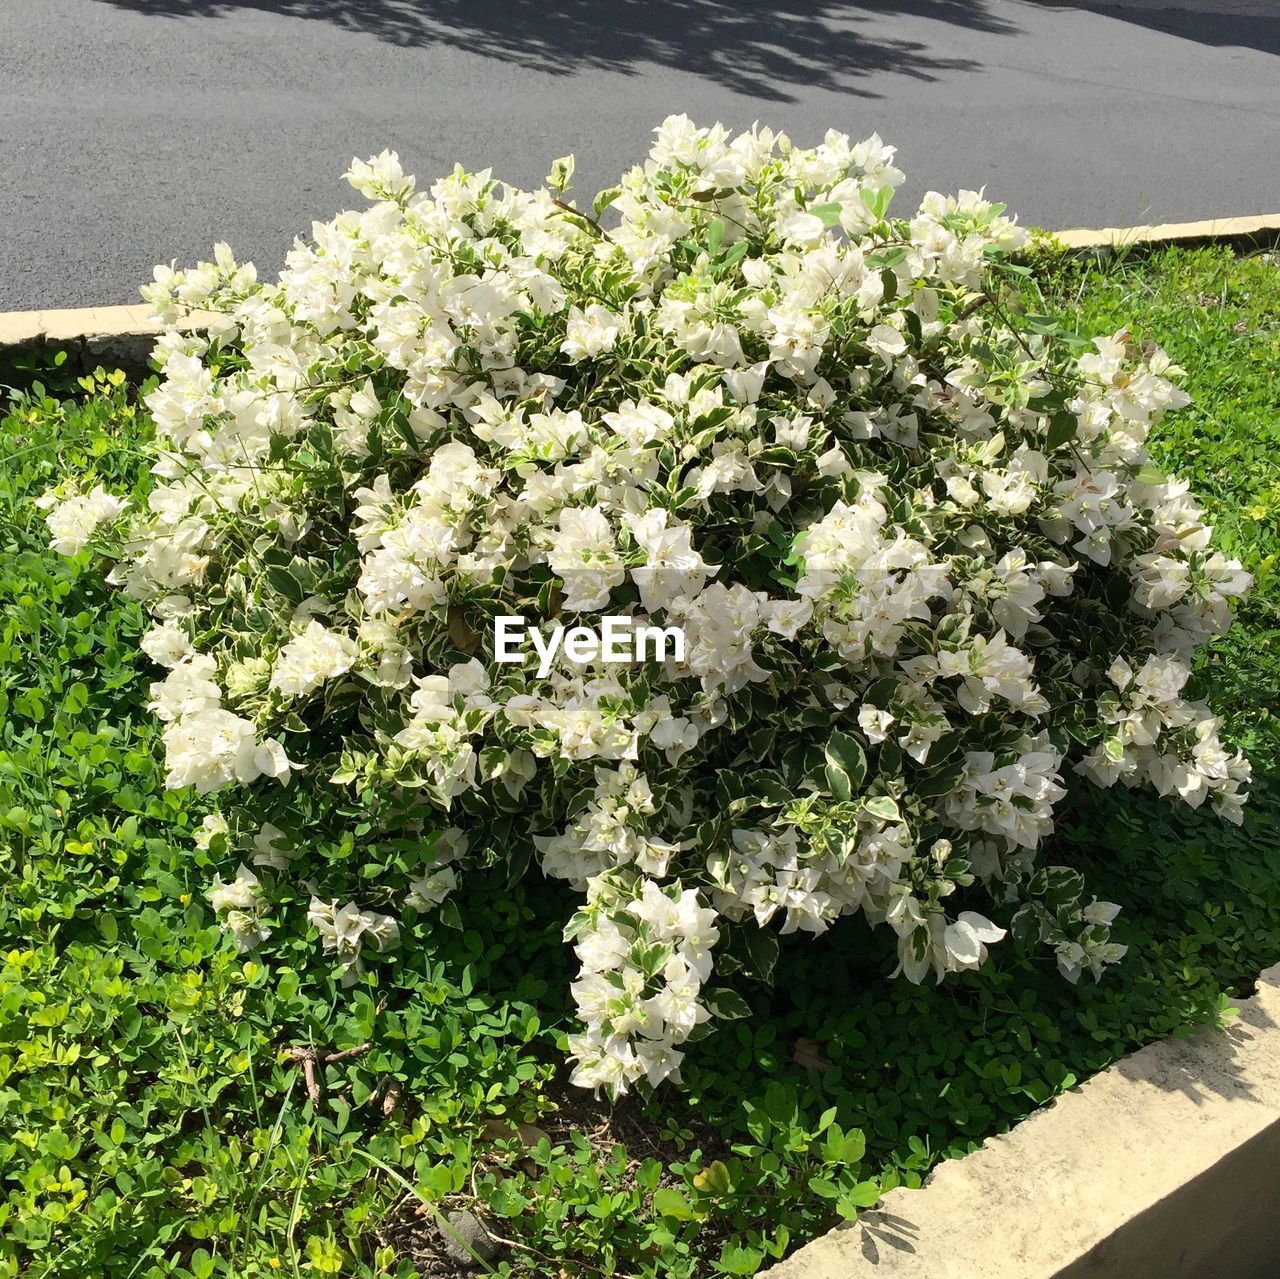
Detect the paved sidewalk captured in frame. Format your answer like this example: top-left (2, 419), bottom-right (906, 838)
top-left (2, 0), bottom-right (1277, 308)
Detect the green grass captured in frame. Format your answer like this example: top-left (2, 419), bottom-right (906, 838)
top-left (1, 244), bottom-right (1278, 1278)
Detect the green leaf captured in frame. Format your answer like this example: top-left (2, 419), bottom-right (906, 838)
top-left (867, 245), bottom-right (908, 269)
top-left (844, 1180), bottom-right (882, 1208)
top-left (653, 1187), bottom-right (700, 1220)
top-left (265, 563), bottom-right (306, 604)
top-left (862, 677), bottom-right (899, 710)
top-left (546, 153), bottom-right (575, 193)
top-left (593, 185), bottom-right (621, 218)
top-left (692, 1159), bottom-right (733, 1194)
top-left (741, 926), bottom-right (780, 984)
top-left (704, 987), bottom-right (752, 1021)
top-left (824, 730), bottom-right (867, 801)
top-left (189, 1251), bottom-right (216, 1279)
top-left (913, 761), bottom-right (964, 798)
top-left (858, 185), bottom-right (893, 220)
top-left (1046, 410), bottom-right (1079, 450)
top-left (716, 1242), bottom-right (766, 1275)
top-left (862, 795), bottom-right (900, 822)
top-left (835, 1179), bottom-right (882, 1219)
top-left (824, 1126), bottom-right (867, 1165)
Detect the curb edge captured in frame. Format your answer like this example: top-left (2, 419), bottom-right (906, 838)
top-left (1051, 212), bottom-right (1280, 249)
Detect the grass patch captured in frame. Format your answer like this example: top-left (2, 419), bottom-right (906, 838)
top-left (1, 244), bottom-right (1278, 1277)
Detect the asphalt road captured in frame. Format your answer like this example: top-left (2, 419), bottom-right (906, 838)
top-left (1, 0), bottom-right (1277, 310)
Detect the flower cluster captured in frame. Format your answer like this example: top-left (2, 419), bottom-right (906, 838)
top-left (46, 117), bottom-right (1250, 1094)
top-left (36, 483), bottom-right (128, 556)
top-left (566, 873), bottom-right (719, 1092)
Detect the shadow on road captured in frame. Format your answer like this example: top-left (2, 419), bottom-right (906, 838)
top-left (1035, 1), bottom-right (1279, 57)
top-left (90, 0), bottom-right (1021, 100)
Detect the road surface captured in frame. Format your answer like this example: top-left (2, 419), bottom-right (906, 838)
top-left (1, 0), bottom-right (1277, 309)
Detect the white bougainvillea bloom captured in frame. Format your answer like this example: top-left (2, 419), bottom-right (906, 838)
top-left (163, 709), bottom-right (294, 794)
top-left (53, 117), bottom-right (1253, 1095)
top-left (194, 812), bottom-right (231, 850)
top-left (561, 304), bottom-right (624, 360)
top-left (42, 484), bottom-right (129, 556)
top-left (251, 822), bottom-right (297, 871)
top-left (208, 864), bottom-right (272, 952)
top-left (307, 898), bottom-right (401, 985)
top-left (270, 621), bottom-right (360, 698)
top-left (546, 505), bottom-right (628, 610)
top-left (140, 619), bottom-right (194, 668)
top-left (943, 912), bottom-right (1006, 971)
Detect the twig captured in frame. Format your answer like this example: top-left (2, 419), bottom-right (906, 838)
top-left (984, 290), bottom-right (1043, 365)
top-left (381, 1079), bottom-right (403, 1117)
top-left (952, 291), bottom-right (992, 324)
top-left (551, 197), bottom-right (608, 240)
top-left (285, 1046), bottom-right (322, 1104)
top-left (324, 1042), bottom-right (372, 1065)
top-left (283, 1041), bottom-right (371, 1103)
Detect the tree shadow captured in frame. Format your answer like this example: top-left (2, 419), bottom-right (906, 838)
top-left (91, 0), bottom-right (1022, 101)
top-left (1030, 1), bottom-right (1279, 58)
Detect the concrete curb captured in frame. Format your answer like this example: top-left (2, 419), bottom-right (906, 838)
top-left (1053, 213), bottom-right (1280, 250)
top-left (771, 961), bottom-right (1280, 1279)
top-left (0, 305), bottom-right (215, 382)
top-left (0, 304), bottom-right (171, 348)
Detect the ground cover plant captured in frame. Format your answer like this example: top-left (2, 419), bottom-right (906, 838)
top-left (2, 133), bottom-right (1278, 1278)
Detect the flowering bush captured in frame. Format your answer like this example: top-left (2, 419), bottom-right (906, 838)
top-left (46, 117), bottom-right (1251, 1097)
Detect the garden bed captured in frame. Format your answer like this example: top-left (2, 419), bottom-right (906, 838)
top-left (2, 240), bottom-right (1278, 1279)
top-left (771, 960), bottom-right (1280, 1278)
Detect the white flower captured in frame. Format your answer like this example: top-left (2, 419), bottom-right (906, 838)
top-left (194, 813), bottom-right (230, 850)
top-left (778, 208), bottom-right (827, 249)
top-left (1081, 899), bottom-right (1121, 927)
top-left (858, 705), bottom-right (894, 743)
top-left (208, 864), bottom-right (271, 952)
top-left (141, 620), bottom-right (193, 668)
top-left (943, 912), bottom-right (1005, 971)
top-left (163, 709), bottom-right (293, 793)
top-left (149, 654), bottom-right (222, 723)
top-left (866, 323), bottom-right (907, 364)
top-left (562, 304), bottom-right (624, 360)
top-left (406, 866), bottom-right (457, 911)
top-left (345, 149), bottom-right (414, 201)
top-left (547, 506), bottom-right (626, 611)
top-left (674, 583), bottom-right (771, 695)
top-left (946, 735), bottom-right (1066, 850)
top-left (629, 509), bottom-right (718, 612)
top-left (308, 898), bottom-right (400, 984)
top-left (270, 621), bottom-right (359, 698)
top-left (762, 598), bottom-right (813, 641)
top-left (44, 485), bottom-right (128, 556)
top-left (252, 822), bottom-right (296, 870)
